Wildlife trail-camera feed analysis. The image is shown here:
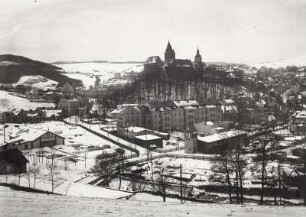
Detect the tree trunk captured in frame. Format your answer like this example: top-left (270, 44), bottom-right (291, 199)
top-left (118, 166), bottom-right (122, 190)
top-left (225, 166), bottom-right (232, 204)
top-left (162, 184), bottom-right (166, 202)
top-left (239, 170), bottom-right (244, 204)
top-left (18, 173), bottom-right (21, 186)
top-left (235, 170), bottom-right (240, 204)
top-left (28, 172), bottom-right (31, 188)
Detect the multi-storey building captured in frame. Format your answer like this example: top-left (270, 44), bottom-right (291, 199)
top-left (116, 105), bottom-right (143, 128)
top-left (114, 100), bottom-right (223, 133)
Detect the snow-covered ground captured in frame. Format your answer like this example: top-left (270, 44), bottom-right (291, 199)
top-left (55, 62), bottom-right (144, 88)
top-left (0, 121), bottom-right (130, 171)
top-left (0, 90), bottom-right (55, 112)
top-left (13, 75), bottom-right (58, 91)
top-left (1, 185), bottom-right (306, 217)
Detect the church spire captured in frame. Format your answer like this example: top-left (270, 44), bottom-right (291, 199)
top-left (164, 40), bottom-right (175, 64)
top-left (194, 46), bottom-right (203, 70)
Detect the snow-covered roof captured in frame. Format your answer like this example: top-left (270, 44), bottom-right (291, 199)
top-left (183, 106), bottom-right (197, 110)
top-left (197, 130), bottom-right (247, 143)
top-left (295, 110), bottom-right (306, 119)
top-left (126, 126), bottom-right (147, 133)
top-left (224, 99), bottom-right (234, 104)
top-left (6, 129), bottom-right (46, 144)
top-left (205, 105), bottom-right (216, 109)
top-left (206, 121), bottom-right (214, 126)
top-left (173, 100), bottom-right (199, 107)
top-left (135, 134), bottom-right (161, 141)
top-left (26, 113), bottom-right (38, 117)
top-left (160, 107), bottom-right (172, 112)
top-left (42, 109), bottom-right (62, 118)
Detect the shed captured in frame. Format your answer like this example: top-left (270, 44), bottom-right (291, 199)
top-left (135, 134), bottom-right (163, 148)
top-left (197, 130), bottom-right (247, 154)
top-left (0, 149), bottom-right (28, 175)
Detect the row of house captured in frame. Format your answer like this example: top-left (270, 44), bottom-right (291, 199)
top-left (0, 109), bottom-right (62, 124)
top-left (111, 100), bottom-right (223, 132)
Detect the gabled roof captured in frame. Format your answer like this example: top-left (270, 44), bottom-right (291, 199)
top-left (197, 130), bottom-right (247, 143)
top-left (0, 149), bottom-right (28, 164)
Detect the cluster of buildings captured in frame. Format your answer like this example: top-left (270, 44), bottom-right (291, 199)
top-left (184, 121), bottom-right (247, 154)
top-left (0, 108), bottom-right (62, 124)
top-left (110, 99), bottom-right (249, 154)
top-left (0, 129), bottom-right (65, 153)
top-left (111, 100), bottom-right (223, 133)
top-left (0, 128), bottom-right (65, 175)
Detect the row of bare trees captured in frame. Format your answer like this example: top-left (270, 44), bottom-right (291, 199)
top-left (212, 144), bottom-right (247, 204)
top-left (212, 133), bottom-right (297, 205)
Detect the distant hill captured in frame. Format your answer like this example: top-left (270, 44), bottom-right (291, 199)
top-left (51, 60), bottom-right (144, 65)
top-left (0, 54), bottom-right (82, 87)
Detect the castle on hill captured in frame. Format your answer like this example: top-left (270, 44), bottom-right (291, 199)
top-left (145, 41), bottom-right (205, 71)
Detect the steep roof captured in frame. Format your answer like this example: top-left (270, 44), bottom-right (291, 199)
top-left (0, 149), bottom-right (28, 165)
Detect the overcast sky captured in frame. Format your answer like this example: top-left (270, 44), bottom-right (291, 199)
top-left (0, 0), bottom-right (306, 65)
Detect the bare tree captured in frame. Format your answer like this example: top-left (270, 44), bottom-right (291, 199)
top-left (28, 156), bottom-right (41, 189)
top-left (232, 144), bottom-right (247, 204)
top-left (252, 133), bottom-right (278, 205)
top-left (94, 152), bottom-right (120, 187)
top-left (46, 154), bottom-right (60, 193)
top-left (211, 150), bottom-right (234, 203)
top-left (257, 134), bottom-right (272, 205)
top-left (115, 148), bottom-right (126, 190)
top-left (150, 162), bottom-right (170, 202)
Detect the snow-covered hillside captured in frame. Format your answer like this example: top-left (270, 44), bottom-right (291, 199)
top-left (0, 90), bottom-right (55, 112)
top-left (55, 62), bottom-right (144, 88)
top-left (1, 186), bottom-right (306, 217)
top-left (251, 55), bottom-right (306, 68)
top-left (13, 75), bottom-right (58, 91)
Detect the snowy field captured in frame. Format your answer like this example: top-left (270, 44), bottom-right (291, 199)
top-left (0, 121), bottom-right (138, 200)
top-left (1, 186), bottom-right (306, 217)
top-left (13, 75), bottom-right (58, 90)
top-left (0, 121), bottom-right (130, 170)
top-left (55, 62), bottom-right (144, 88)
top-left (0, 90), bottom-right (55, 112)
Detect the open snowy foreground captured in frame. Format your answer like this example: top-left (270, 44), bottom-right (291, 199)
top-left (1, 186), bottom-right (306, 217)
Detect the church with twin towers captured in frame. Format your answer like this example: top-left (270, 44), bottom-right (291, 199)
top-left (164, 41), bottom-right (205, 70)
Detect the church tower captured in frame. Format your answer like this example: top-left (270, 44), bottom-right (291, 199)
top-left (194, 47), bottom-right (204, 70)
top-left (164, 41), bottom-right (175, 65)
